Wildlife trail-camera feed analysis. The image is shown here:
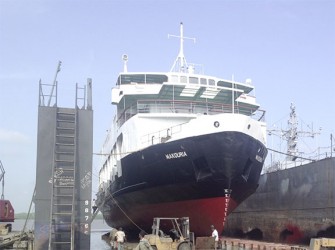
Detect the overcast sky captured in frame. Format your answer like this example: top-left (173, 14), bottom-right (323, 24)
top-left (1, 0), bottom-right (334, 213)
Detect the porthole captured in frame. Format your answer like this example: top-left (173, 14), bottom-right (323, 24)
top-left (247, 124), bottom-right (251, 129)
top-left (214, 121), bottom-right (220, 128)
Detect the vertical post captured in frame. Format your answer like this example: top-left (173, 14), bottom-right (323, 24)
top-left (55, 79), bottom-right (58, 107)
top-left (232, 75), bottom-right (235, 114)
top-left (75, 82), bottom-right (78, 109)
top-left (87, 78), bottom-right (92, 110)
top-left (331, 134), bottom-right (333, 158)
top-left (172, 84), bottom-right (175, 112)
top-left (39, 79), bottom-right (44, 106)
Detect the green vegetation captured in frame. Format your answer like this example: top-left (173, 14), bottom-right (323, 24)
top-left (15, 213), bottom-right (34, 219)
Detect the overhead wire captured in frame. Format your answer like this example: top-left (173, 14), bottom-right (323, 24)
top-left (266, 147), bottom-right (316, 162)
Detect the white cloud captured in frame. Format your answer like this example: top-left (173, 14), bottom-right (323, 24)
top-left (0, 128), bottom-right (30, 144)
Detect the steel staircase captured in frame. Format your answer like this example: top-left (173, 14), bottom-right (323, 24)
top-left (48, 107), bottom-right (77, 250)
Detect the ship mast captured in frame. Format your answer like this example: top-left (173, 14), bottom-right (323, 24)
top-left (169, 22), bottom-right (196, 73)
top-left (285, 103), bottom-right (298, 161)
top-left (268, 103), bottom-right (321, 170)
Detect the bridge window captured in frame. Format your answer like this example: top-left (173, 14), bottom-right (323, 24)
top-left (200, 78), bottom-right (207, 85)
top-left (117, 74), bottom-right (168, 85)
top-left (217, 81), bottom-right (232, 88)
top-left (208, 79), bottom-right (215, 86)
top-left (146, 74), bottom-right (168, 84)
top-left (189, 77), bottom-right (199, 84)
top-left (180, 76), bottom-right (187, 83)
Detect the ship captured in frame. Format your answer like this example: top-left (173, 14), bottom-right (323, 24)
top-left (223, 104), bottom-right (335, 244)
top-left (95, 23), bottom-right (268, 237)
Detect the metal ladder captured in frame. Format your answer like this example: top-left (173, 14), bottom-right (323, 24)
top-left (48, 107), bottom-right (77, 250)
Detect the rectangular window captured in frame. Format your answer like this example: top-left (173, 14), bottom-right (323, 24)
top-left (180, 76), bottom-right (187, 83)
top-left (145, 74), bottom-right (168, 84)
top-left (208, 79), bottom-right (215, 86)
top-left (200, 78), bottom-right (207, 85)
top-left (217, 80), bottom-right (232, 88)
top-left (120, 74), bottom-right (145, 84)
top-left (189, 77), bottom-right (199, 84)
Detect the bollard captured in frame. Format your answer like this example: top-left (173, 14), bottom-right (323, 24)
top-left (28, 239), bottom-right (33, 250)
top-left (218, 240), bottom-right (223, 250)
top-left (232, 241), bottom-right (240, 250)
top-left (222, 240), bottom-right (227, 250)
top-left (226, 241), bottom-right (232, 250)
top-left (244, 243), bottom-right (252, 250)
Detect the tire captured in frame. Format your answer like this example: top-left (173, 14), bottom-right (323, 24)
top-left (151, 246), bottom-right (158, 250)
top-left (177, 241), bottom-right (192, 250)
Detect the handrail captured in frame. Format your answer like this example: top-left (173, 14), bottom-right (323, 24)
top-left (39, 82), bottom-right (57, 107)
top-left (116, 99), bottom-right (265, 128)
top-left (75, 83), bottom-right (86, 109)
top-left (39, 61), bottom-right (61, 107)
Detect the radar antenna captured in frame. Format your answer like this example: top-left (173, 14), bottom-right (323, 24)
top-left (268, 103), bottom-right (321, 163)
top-left (169, 22), bottom-right (196, 73)
top-left (122, 54), bottom-right (128, 73)
top-left (285, 103), bottom-right (299, 161)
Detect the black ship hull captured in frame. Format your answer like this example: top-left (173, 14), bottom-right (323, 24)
top-left (98, 131), bottom-right (267, 236)
top-left (224, 157), bottom-right (335, 244)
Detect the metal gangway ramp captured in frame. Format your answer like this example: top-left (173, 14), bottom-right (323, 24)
top-left (35, 62), bottom-right (93, 250)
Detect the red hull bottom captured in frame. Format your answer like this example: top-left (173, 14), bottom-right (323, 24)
top-left (108, 197), bottom-right (238, 237)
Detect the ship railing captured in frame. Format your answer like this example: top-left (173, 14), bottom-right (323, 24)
top-left (140, 110), bottom-right (265, 147)
top-left (140, 122), bottom-right (185, 146)
top-left (116, 99), bottom-right (265, 128)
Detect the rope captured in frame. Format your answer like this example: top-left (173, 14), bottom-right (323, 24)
top-left (18, 186), bottom-right (36, 244)
top-left (104, 190), bottom-right (148, 234)
top-left (267, 147), bottom-right (316, 162)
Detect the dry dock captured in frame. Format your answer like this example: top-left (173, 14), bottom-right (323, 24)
top-left (104, 236), bottom-right (311, 250)
top-left (219, 237), bottom-right (308, 250)
top-left (104, 237), bottom-right (330, 250)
